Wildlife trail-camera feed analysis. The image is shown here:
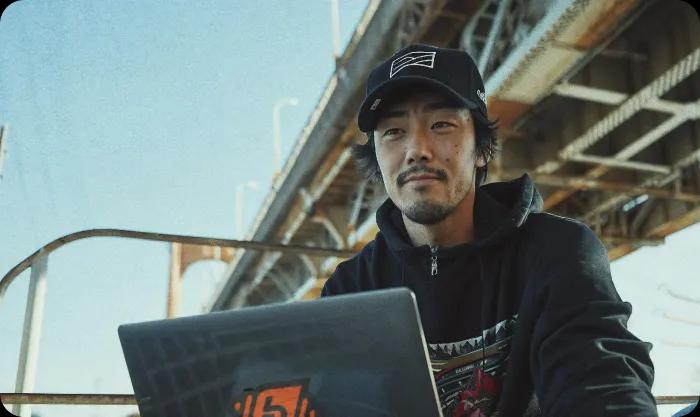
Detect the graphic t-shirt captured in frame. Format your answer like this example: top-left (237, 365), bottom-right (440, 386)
top-left (428, 315), bottom-right (517, 417)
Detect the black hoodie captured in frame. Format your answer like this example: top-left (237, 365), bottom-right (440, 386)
top-left (322, 174), bottom-right (657, 417)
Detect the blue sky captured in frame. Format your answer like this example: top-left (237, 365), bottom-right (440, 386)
top-left (0, 1), bottom-right (698, 417)
top-left (0, 1), bottom-right (369, 416)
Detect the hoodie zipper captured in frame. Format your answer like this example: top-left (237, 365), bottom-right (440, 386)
top-left (429, 245), bottom-right (438, 277)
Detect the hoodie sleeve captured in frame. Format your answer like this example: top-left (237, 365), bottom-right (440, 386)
top-left (527, 216), bottom-right (657, 417)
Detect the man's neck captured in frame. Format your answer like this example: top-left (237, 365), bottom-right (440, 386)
top-left (402, 191), bottom-right (476, 247)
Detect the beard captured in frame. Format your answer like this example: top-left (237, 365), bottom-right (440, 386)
top-left (399, 174), bottom-right (474, 225)
top-left (391, 161), bottom-right (478, 225)
top-left (403, 199), bottom-right (455, 225)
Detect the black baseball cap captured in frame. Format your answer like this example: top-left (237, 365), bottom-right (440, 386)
top-left (357, 44), bottom-right (489, 132)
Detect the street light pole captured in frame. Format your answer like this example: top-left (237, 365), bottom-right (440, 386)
top-left (235, 181), bottom-right (259, 239)
top-left (0, 124), bottom-right (8, 180)
top-left (272, 97), bottom-right (299, 178)
top-left (331, 0), bottom-right (341, 62)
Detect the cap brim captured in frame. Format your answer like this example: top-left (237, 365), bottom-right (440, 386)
top-left (357, 76), bottom-right (482, 132)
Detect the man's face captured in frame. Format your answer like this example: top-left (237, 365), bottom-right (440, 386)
top-left (373, 90), bottom-right (485, 225)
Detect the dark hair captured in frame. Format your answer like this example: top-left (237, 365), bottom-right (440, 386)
top-left (351, 111), bottom-right (499, 187)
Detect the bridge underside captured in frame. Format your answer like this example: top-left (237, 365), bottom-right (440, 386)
top-left (210, 0), bottom-right (700, 309)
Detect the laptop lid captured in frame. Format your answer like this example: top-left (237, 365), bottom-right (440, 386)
top-left (118, 287), bottom-right (443, 417)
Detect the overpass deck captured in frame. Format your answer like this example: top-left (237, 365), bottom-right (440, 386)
top-left (209, 0), bottom-right (700, 308)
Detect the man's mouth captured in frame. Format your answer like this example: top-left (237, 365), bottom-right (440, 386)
top-left (405, 175), bottom-right (440, 183)
top-left (397, 167), bottom-right (447, 187)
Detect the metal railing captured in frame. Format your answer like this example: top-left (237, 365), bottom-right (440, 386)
top-left (1, 393), bottom-right (697, 407)
top-left (0, 229), bottom-right (697, 414)
top-left (0, 228), bottom-right (355, 417)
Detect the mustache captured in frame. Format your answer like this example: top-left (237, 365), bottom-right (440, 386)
top-left (397, 166), bottom-right (448, 187)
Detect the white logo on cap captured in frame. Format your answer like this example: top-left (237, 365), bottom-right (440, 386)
top-left (476, 89), bottom-right (487, 105)
top-left (370, 98), bottom-right (381, 111)
top-left (390, 51), bottom-right (436, 78)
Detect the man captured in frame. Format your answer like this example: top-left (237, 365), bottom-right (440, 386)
top-left (321, 44), bottom-right (657, 417)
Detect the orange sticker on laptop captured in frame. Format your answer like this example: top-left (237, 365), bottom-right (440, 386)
top-left (233, 380), bottom-right (317, 417)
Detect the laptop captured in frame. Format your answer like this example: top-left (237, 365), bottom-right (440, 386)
top-left (118, 287), bottom-right (443, 417)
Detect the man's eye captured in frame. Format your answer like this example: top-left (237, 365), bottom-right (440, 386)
top-left (432, 121), bottom-right (454, 129)
top-left (383, 128), bottom-right (402, 137)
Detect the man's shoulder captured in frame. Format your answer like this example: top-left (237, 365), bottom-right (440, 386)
top-left (322, 238), bottom-right (381, 296)
top-left (520, 211), bottom-right (604, 252)
top-left (524, 211), bottom-right (595, 236)
top-left (323, 229), bottom-right (398, 294)
top-left (516, 212), bottom-right (612, 289)
top-left (334, 237), bottom-right (379, 274)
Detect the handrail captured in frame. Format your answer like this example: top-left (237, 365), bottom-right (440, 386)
top-left (1, 393), bottom-right (136, 405)
top-left (0, 228), bottom-right (358, 301)
top-left (1, 393), bottom-right (697, 406)
top-left (1, 229), bottom-right (358, 417)
top-left (3, 231), bottom-right (697, 412)
top-left (656, 396), bottom-right (699, 405)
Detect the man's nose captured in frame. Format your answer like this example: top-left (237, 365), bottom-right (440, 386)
top-left (405, 127), bottom-right (434, 164)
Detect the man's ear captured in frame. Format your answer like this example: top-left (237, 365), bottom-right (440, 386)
top-left (476, 153), bottom-right (487, 168)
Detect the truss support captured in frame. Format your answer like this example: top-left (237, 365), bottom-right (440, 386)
top-left (478, 0), bottom-right (511, 74)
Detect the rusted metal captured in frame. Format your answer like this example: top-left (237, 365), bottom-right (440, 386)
top-left (607, 244), bottom-right (635, 261)
top-left (221, 148), bottom-right (355, 309)
top-left (655, 396), bottom-right (699, 405)
top-left (553, 83), bottom-right (688, 114)
top-left (544, 100), bottom-right (700, 212)
top-left (212, 0), bottom-right (700, 311)
top-left (0, 228), bottom-right (357, 304)
top-left (581, 146), bottom-right (700, 222)
top-left (486, 99), bottom-right (531, 132)
top-left (605, 205), bottom-right (700, 261)
top-left (574, 0), bottom-right (640, 49)
top-left (504, 172), bottom-right (700, 203)
top-left (644, 207), bottom-right (700, 240)
top-left (567, 154), bottom-right (671, 175)
top-left (1, 392), bottom-right (694, 406)
top-left (538, 48), bottom-right (700, 174)
top-left (600, 236), bottom-right (664, 247)
top-left (404, 0), bottom-right (449, 47)
top-left (0, 393), bottom-right (136, 405)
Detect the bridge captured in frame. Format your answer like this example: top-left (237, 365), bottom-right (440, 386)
top-left (202, 0), bottom-right (700, 309)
